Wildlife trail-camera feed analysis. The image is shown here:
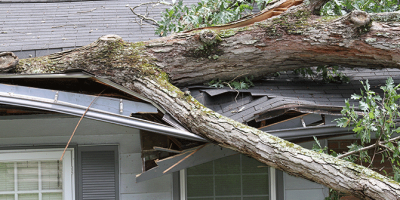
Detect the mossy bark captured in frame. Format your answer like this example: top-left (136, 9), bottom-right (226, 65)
top-left (4, 3), bottom-right (400, 199)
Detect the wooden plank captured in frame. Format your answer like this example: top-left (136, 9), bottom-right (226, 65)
top-left (153, 146), bottom-right (182, 154)
top-left (135, 143), bottom-right (236, 183)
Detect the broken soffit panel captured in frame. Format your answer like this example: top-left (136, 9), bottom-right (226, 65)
top-left (136, 143), bottom-right (236, 183)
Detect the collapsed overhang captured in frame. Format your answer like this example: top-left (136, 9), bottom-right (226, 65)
top-left (0, 82), bottom-right (206, 142)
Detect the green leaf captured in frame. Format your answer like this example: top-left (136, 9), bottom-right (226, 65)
top-left (351, 94), bottom-right (362, 100)
top-left (359, 101), bottom-right (369, 111)
top-left (313, 136), bottom-right (321, 148)
top-left (335, 117), bottom-right (350, 127)
top-left (352, 126), bottom-right (364, 133)
top-left (369, 112), bottom-right (374, 120)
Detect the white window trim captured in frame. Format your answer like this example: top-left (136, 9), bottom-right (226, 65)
top-left (269, 167), bottom-right (276, 200)
top-left (179, 165), bottom-right (276, 200)
top-left (0, 148), bottom-right (75, 200)
top-left (179, 169), bottom-right (186, 200)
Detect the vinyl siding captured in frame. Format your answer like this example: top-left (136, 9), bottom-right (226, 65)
top-left (0, 115), bottom-right (174, 200)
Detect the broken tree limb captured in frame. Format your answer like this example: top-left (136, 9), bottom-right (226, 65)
top-left (4, 0), bottom-right (400, 198)
top-left (0, 52), bottom-right (18, 73)
top-left (163, 144), bottom-right (206, 174)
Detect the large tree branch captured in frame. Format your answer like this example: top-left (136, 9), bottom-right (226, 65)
top-left (143, 6), bottom-right (400, 86)
top-left (3, 1), bottom-right (400, 199)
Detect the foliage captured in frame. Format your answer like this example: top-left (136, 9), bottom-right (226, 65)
top-left (321, 0), bottom-right (400, 16)
top-left (207, 76), bottom-right (254, 90)
top-left (156, 0), bottom-right (271, 36)
top-left (293, 66), bottom-right (349, 83)
top-left (336, 78), bottom-right (400, 169)
top-left (314, 77), bottom-right (400, 199)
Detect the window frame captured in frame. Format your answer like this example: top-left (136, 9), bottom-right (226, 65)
top-left (180, 154), bottom-right (277, 200)
top-left (0, 148), bottom-right (75, 200)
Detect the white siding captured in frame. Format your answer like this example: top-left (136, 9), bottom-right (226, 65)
top-left (0, 115), bottom-right (174, 200)
top-left (283, 173), bottom-right (329, 200)
top-left (282, 140), bottom-right (329, 200)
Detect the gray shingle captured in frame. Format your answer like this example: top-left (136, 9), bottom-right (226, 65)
top-left (2, 0), bottom-right (185, 52)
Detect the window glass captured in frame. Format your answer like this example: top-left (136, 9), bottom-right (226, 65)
top-left (187, 154), bottom-right (269, 199)
top-left (17, 161), bottom-right (39, 191)
top-left (41, 161), bottom-right (62, 190)
top-left (0, 163), bottom-right (14, 191)
top-left (215, 175), bottom-right (241, 196)
top-left (0, 150), bottom-right (73, 200)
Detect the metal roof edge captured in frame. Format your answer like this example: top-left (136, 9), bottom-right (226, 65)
top-left (0, 84), bottom-right (206, 142)
top-left (95, 77), bottom-right (166, 114)
top-left (0, 72), bottom-right (167, 114)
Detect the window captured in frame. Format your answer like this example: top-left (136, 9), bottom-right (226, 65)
top-left (185, 154), bottom-right (270, 200)
top-left (0, 149), bottom-right (74, 200)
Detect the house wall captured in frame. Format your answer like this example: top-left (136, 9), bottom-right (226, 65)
top-left (283, 173), bottom-right (329, 200)
top-left (281, 139), bottom-right (329, 200)
top-left (0, 114), bottom-right (174, 200)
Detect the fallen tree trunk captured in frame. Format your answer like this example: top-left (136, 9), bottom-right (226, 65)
top-left (3, 0), bottom-right (400, 199)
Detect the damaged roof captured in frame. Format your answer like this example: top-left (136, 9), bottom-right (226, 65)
top-left (0, 71), bottom-right (206, 142)
top-left (188, 68), bottom-right (400, 124)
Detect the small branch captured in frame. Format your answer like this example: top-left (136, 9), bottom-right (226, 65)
top-left (338, 133), bottom-right (400, 159)
top-left (223, 73), bottom-right (248, 103)
top-left (127, 1), bottom-right (172, 27)
top-left (368, 137), bottom-right (381, 168)
top-left (380, 144), bottom-right (395, 153)
top-left (338, 143), bottom-right (377, 159)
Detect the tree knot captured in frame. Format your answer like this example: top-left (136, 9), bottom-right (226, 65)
top-left (200, 30), bottom-right (218, 45)
top-left (350, 10), bottom-right (370, 27)
top-left (0, 52), bottom-right (18, 73)
top-left (98, 34), bottom-right (123, 42)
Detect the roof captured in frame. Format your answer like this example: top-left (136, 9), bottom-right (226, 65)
top-left (188, 67), bottom-right (400, 124)
top-left (0, 0), bottom-right (198, 53)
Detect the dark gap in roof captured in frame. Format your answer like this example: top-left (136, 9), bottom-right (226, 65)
top-left (0, 77), bottom-right (141, 101)
top-left (254, 110), bottom-right (304, 129)
top-left (140, 130), bottom-right (205, 171)
top-left (0, 104), bottom-right (55, 116)
top-left (132, 111), bottom-right (168, 126)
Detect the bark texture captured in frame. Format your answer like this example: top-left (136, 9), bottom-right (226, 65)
top-left (4, 1), bottom-right (400, 199)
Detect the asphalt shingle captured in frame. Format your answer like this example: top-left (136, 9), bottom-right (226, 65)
top-left (189, 68), bottom-right (400, 123)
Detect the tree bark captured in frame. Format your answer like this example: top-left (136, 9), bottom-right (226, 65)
top-left (3, 1), bottom-right (400, 199)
